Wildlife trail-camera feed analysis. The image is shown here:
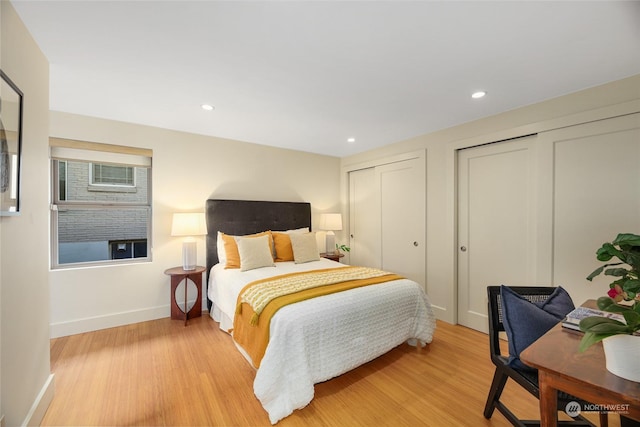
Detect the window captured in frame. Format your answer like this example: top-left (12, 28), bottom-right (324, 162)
top-left (50, 138), bottom-right (152, 268)
top-left (91, 163), bottom-right (135, 186)
top-left (58, 160), bottom-right (67, 201)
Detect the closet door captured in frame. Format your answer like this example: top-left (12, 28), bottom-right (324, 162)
top-left (349, 167), bottom-right (380, 268)
top-left (348, 156), bottom-right (426, 288)
top-left (547, 113), bottom-right (640, 306)
top-left (378, 158), bottom-right (425, 287)
top-left (457, 136), bottom-right (537, 333)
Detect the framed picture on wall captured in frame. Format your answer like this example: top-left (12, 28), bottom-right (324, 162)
top-left (0, 69), bottom-right (23, 215)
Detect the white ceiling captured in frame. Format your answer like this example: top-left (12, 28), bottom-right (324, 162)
top-left (10, 1), bottom-right (640, 157)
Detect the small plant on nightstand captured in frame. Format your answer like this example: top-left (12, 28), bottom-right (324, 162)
top-left (336, 244), bottom-right (350, 254)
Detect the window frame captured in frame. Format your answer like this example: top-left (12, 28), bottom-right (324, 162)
top-left (50, 140), bottom-right (152, 269)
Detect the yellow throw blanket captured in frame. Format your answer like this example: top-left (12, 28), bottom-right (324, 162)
top-left (233, 266), bottom-right (403, 368)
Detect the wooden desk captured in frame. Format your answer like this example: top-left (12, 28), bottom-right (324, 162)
top-left (520, 300), bottom-right (640, 426)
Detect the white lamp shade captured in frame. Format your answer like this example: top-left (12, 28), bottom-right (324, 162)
top-left (171, 213), bottom-right (207, 236)
top-left (319, 213), bottom-right (342, 231)
top-left (171, 213), bottom-right (206, 270)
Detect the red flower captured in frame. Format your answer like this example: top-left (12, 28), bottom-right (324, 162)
top-left (607, 284), bottom-right (627, 302)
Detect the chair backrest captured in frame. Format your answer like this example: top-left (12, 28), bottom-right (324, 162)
top-left (486, 286), bottom-right (558, 361)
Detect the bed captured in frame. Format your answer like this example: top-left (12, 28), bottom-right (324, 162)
top-left (205, 199), bottom-right (436, 424)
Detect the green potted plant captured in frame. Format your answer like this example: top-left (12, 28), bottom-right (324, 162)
top-left (335, 243), bottom-right (350, 254)
top-left (579, 233), bottom-right (640, 381)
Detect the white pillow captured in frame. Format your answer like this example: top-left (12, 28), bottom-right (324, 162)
top-left (286, 227), bottom-right (309, 234)
top-left (289, 232), bottom-right (320, 264)
top-left (236, 234), bottom-right (275, 272)
top-left (216, 231), bottom-right (227, 265)
top-left (273, 227), bottom-right (309, 234)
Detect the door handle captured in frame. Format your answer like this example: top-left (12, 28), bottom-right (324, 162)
top-left (460, 246), bottom-right (467, 252)
top-left (413, 241), bottom-right (419, 247)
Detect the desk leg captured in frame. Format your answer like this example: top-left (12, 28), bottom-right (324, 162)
top-left (538, 371), bottom-right (558, 427)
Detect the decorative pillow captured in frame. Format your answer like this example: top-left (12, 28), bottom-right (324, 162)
top-left (216, 231), bottom-right (227, 265)
top-left (500, 285), bottom-right (575, 372)
top-left (286, 227), bottom-right (309, 234)
top-left (289, 232), bottom-right (320, 264)
top-left (272, 232), bottom-right (294, 262)
top-left (272, 228), bottom-right (311, 262)
top-left (236, 234), bottom-right (275, 272)
top-left (536, 286), bottom-right (576, 319)
top-left (220, 231), bottom-right (272, 269)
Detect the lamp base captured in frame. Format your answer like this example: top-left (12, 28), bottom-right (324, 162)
top-left (182, 240), bottom-right (197, 271)
top-left (325, 232), bottom-right (336, 255)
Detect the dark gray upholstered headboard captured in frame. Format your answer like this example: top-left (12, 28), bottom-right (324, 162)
top-left (205, 199), bottom-right (311, 305)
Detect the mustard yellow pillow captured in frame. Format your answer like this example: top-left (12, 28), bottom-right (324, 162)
top-left (221, 231), bottom-right (272, 269)
top-left (272, 232), bottom-right (294, 262)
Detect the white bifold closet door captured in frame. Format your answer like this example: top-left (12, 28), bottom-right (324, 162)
top-left (545, 113), bottom-right (640, 306)
top-left (349, 157), bottom-right (426, 289)
top-left (349, 167), bottom-right (381, 269)
top-left (457, 136), bottom-right (537, 333)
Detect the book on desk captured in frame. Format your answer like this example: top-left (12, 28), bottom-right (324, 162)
top-left (561, 306), bottom-right (625, 332)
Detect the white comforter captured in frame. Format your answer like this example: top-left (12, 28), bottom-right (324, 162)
top-left (208, 259), bottom-right (436, 424)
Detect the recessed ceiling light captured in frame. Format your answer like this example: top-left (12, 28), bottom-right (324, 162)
top-left (201, 104), bottom-right (214, 111)
top-left (471, 91), bottom-right (487, 99)
top-left (347, 138), bottom-right (356, 143)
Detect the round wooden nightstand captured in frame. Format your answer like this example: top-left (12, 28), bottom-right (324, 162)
top-left (164, 266), bottom-right (206, 326)
top-left (320, 252), bottom-right (345, 262)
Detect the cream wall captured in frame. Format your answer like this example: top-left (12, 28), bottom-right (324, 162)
top-left (341, 74), bottom-right (640, 323)
top-left (1, 2), bottom-right (53, 426)
top-left (49, 111), bottom-right (341, 338)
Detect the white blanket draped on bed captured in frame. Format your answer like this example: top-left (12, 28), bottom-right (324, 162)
top-left (208, 258), bottom-right (436, 424)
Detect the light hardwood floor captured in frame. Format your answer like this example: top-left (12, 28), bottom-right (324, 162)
top-left (41, 315), bottom-right (614, 427)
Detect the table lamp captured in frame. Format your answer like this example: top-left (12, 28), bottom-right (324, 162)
top-left (319, 213), bottom-right (342, 254)
top-left (171, 212), bottom-right (207, 270)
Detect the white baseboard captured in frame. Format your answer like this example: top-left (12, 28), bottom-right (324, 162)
top-left (50, 305), bottom-right (169, 338)
top-left (22, 374), bottom-right (55, 427)
top-left (431, 304), bottom-right (453, 324)
top-left (49, 299), bottom-right (204, 338)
